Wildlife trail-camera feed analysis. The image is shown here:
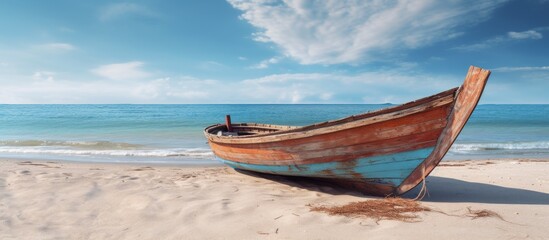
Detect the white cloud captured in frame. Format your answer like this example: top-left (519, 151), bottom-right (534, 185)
top-left (36, 43), bottom-right (76, 51)
top-left (319, 92), bottom-right (333, 101)
top-left (0, 75), bottom-right (220, 104)
top-left (32, 71), bottom-right (55, 81)
top-left (1, 68), bottom-right (548, 104)
top-left (453, 36), bottom-right (506, 50)
top-left (91, 61), bottom-right (151, 80)
top-left (197, 61), bottom-right (228, 71)
top-left (0, 68), bottom-right (462, 104)
top-left (237, 71), bottom-right (457, 103)
top-left (131, 77), bottom-right (218, 101)
top-left (251, 56), bottom-right (282, 69)
top-left (507, 30), bottom-right (543, 40)
top-left (241, 73), bottom-right (331, 84)
top-left (228, 0), bottom-right (506, 64)
top-left (492, 66), bottom-right (549, 72)
top-left (0, 78), bottom-right (117, 103)
top-left (99, 2), bottom-right (157, 21)
top-left (455, 28), bottom-right (544, 50)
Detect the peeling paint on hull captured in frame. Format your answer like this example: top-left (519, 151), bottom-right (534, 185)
top-left (218, 147), bottom-right (435, 187)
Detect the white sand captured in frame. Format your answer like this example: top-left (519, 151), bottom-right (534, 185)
top-left (1, 158), bottom-right (548, 240)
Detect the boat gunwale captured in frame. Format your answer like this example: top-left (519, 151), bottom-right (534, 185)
top-left (204, 87), bottom-right (458, 144)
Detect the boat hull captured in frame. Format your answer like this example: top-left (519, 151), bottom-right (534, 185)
top-left (204, 66), bottom-right (491, 196)
top-left (216, 147), bottom-right (434, 186)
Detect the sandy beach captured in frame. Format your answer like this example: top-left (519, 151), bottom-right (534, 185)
top-left (0, 158), bottom-right (547, 240)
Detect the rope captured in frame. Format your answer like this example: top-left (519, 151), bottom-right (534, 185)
top-left (413, 164), bottom-right (429, 201)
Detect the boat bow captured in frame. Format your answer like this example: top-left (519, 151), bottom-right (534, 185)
top-left (396, 66), bottom-right (490, 195)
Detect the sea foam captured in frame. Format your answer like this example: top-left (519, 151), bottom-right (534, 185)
top-left (450, 141), bottom-right (549, 154)
top-left (0, 146), bottom-right (213, 159)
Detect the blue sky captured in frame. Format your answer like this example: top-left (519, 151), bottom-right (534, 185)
top-left (0, 0), bottom-right (548, 104)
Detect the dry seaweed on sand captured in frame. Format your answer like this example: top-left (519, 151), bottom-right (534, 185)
top-left (310, 198), bottom-right (430, 223)
top-left (466, 207), bottom-right (505, 221)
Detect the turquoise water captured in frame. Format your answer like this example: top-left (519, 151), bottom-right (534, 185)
top-left (0, 104), bottom-right (547, 164)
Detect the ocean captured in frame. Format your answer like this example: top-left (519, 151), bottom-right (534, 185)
top-left (1, 104), bottom-right (547, 164)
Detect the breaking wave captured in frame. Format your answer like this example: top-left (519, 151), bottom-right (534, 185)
top-left (0, 140), bottom-right (143, 149)
top-left (0, 148), bottom-right (214, 158)
top-left (450, 141), bottom-right (549, 154)
top-left (0, 140), bottom-right (214, 159)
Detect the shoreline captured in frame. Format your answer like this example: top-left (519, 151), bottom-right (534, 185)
top-left (0, 156), bottom-right (221, 168)
top-left (1, 158), bottom-right (548, 239)
top-left (2, 155), bottom-right (548, 167)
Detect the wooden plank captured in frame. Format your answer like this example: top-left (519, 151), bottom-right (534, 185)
top-left (210, 128), bottom-right (442, 165)
top-left (208, 103), bottom-right (451, 160)
top-left (396, 66), bottom-right (491, 195)
top-left (225, 115), bottom-right (233, 132)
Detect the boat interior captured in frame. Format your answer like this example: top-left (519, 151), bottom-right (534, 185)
top-left (206, 123), bottom-right (299, 136)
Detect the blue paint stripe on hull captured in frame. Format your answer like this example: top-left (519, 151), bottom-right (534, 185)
top-left (216, 147), bottom-right (434, 186)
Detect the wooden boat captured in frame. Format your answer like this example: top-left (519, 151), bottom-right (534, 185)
top-left (204, 66), bottom-right (490, 196)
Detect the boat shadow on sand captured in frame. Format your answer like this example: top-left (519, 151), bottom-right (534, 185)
top-left (235, 169), bottom-right (549, 205)
top-left (404, 176), bottom-right (549, 205)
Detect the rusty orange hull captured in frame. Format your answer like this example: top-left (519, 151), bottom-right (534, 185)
top-left (204, 66), bottom-right (490, 196)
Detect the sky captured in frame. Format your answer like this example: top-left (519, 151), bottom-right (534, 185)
top-left (0, 0), bottom-right (548, 104)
